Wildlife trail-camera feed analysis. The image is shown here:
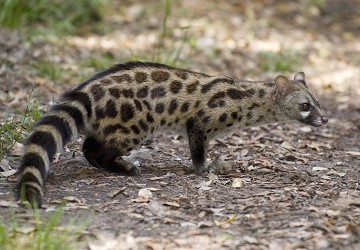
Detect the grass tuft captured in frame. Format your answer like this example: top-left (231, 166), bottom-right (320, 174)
top-left (0, 207), bottom-right (88, 250)
top-left (0, 87), bottom-right (42, 160)
top-left (0, 0), bottom-right (106, 35)
top-left (258, 47), bottom-right (303, 72)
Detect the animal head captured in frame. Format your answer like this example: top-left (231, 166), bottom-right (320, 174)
top-left (274, 72), bottom-right (328, 127)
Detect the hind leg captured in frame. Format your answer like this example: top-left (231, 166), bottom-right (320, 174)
top-left (82, 136), bottom-right (140, 175)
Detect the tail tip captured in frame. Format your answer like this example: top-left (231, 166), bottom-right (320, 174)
top-left (17, 184), bottom-right (43, 208)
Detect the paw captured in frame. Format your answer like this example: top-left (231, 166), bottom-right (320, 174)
top-left (114, 157), bottom-right (141, 175)
top-left (195, 166), bottom-right (209, 176)
top-left (208, 158), bottom-right (233, 174)
top-left (127, 165), bottom-right (141, 175)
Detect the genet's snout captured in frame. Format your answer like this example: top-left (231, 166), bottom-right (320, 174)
top-left (321, 116), bottom-right (328, 124)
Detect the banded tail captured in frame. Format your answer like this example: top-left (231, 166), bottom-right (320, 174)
top-left (17, 91), bottom-right (90, 207)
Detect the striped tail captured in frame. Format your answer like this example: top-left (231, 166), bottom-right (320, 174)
top-left (17, 92), bottom-right (90, 207)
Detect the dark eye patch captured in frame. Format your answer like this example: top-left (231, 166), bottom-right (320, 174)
top-left (300, 103), bottom-right (311, 111)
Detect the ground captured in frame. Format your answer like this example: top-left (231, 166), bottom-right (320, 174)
top-left (0, 0), bottom-right (360, 249)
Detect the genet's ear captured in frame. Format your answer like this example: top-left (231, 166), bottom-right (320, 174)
top-left (275, 75), bottom-right (296, 96)
top-left (294, 72), bottom-right (306, 82)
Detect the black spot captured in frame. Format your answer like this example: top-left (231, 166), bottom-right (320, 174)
top-left (231, 112), bottom-right (238, 120)
top-left (27, 131), bottom-right (57, 163)
top-left (106, 99), bottom-right (118, 117)
top-left (197, 110), bottom-right (205, 117)
top-left (227, 88), bottom-right (255, 99)
top-left (194, 100), bottom-right (201, 108)
top-left (95, 107), bottom-right (106, 119)
top-left (135, 72), bottom-right (148, 84)
top-left (120, 140), bottom-right (130, 148)
top-left (133, 138), bottom-right (140, 145)
top-left (136, 86), bottom-right (149, 98)
top-left (160, 119), bottom-right (166, 126)
top-left (186, 81), bottom-right (199, 94)
top-left (62, 91), bottom-right (92, 118)
top-left (208, 91), bottom-right (226, 108)
top-left (100, 78), bottom-right (112, 85)
top-left (131, 125), bottom-right (141, 134)
top-left (202, 116), bottom-right (211, 124)
top-left (206, 129), bottom-right (212, 133)
top-left (246, 112), bottom-right (253, 120)
top-left (90, 84), bottom-right (105, 101)
top-left (51, 104), bottom-right (84, 129)
top-left (226, 123), bottom-right (233, 127)
top-left (219, 113), bottom-right (227, 122)
top-left (120, 103), bottom-right (135, 122)
top-left (92, 122), bottom-right (99, 130)
top-left (143, 100), bottom-right (152, 111)
top-left (238, 115), bottom-right (243, 122)
top-left (170, 80), bottom-right (183, 94)
top-left (166, 122), bottom-right (172, 127)
top-left (139, 119), bottom-right (149, 132)
top-left (256, 115), bottom-right (265, 123)
top-left (180, 102), bottom-right (190, 113)
top-left (258, 89), bottom-right (266, 98)
top-left (151, 71), bottom-right (170, 82)
top-left (168, 99), bottom-right (178, 114)
top-left (264, 81), bottom-right (275, 87)
top-left (36, 115), bottom-right (72, 145)
top-left (19, 153), bottom-right (47, 180)
top-left (151, 87), bottom-right (167, 98)
top-left (111, 74), bottom-right (132, 83)
top-left (175, 71), bottom-right (188, 80)
top-left (146, 113), bottom-right (155, 123)
top-left (248, 103), bottom-right (260, 110)
top-left (155, 103), bottom-right (165, 113)
top-left (134, 99), bottom-right (143, 111)
top-left (175, 117), bottom-right (180, 124)
top-left (109, 88), bottom-right (120, 98)
top-left (103, 124), bottom-right (130, 136)
top-left (201, 78), bottom-right (235, 93)
top-left (122, 89), bottom-right (134, 98)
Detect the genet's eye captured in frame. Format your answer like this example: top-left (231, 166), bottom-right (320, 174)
top-left (300, 103), bottom-right (311, 111)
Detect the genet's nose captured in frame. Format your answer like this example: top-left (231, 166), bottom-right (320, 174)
top-left (321, 116), bottom-right (328, 124)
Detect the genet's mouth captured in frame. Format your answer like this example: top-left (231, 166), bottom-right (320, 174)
top-left (299, 119), bottom-right (323, 127)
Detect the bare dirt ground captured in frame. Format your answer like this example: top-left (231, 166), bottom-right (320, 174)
top-left (1, 0), bottom-right (360, 249)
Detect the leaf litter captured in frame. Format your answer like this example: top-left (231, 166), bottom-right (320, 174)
top-left (0, 0), bottom-right (360, 249)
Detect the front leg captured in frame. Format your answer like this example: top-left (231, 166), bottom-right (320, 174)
top-left (186, 118), bottom-right (208, 176)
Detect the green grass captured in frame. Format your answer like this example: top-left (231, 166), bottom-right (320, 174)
top-left (149, 0), bottom-right (195, 67)
top-left (34, 61), bottom-right (64, 82)
top-left (0, 87), bottom-right (42, 160)
top-left (257, 47), bottom-right (303, 72)
top-left (0, 0), bottom-right (106, 35)
top-left (83, 51), bottom-right (117, 72)
top-left (0, 207), bottom-right (88, 250)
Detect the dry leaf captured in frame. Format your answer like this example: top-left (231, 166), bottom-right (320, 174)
top-left (281, 141), bottom-right (294, 150)
top-left (137, 188), bottom-right (152, 202)
top-left (214, 214), bottom-right (237, 226)
top-left (10, 142), bottom-right (24, 156)
top-left (0, 169), bottom-right (17, 177)
top-left (0, 159), bottom-right (10, 171)
top-left (163, 201), bottom-right (180, 208)
top-left (312, 166), bottom-right (328, 171)
top-left (345, 151), bottom-right (360, 156)
top-left (196, 181), bottom-right (212, 191)
top-left (231, 178), bottom-right (243, 188)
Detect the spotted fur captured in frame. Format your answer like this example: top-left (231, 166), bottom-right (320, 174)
top-left (17, 61), bottom-right (328, 207)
